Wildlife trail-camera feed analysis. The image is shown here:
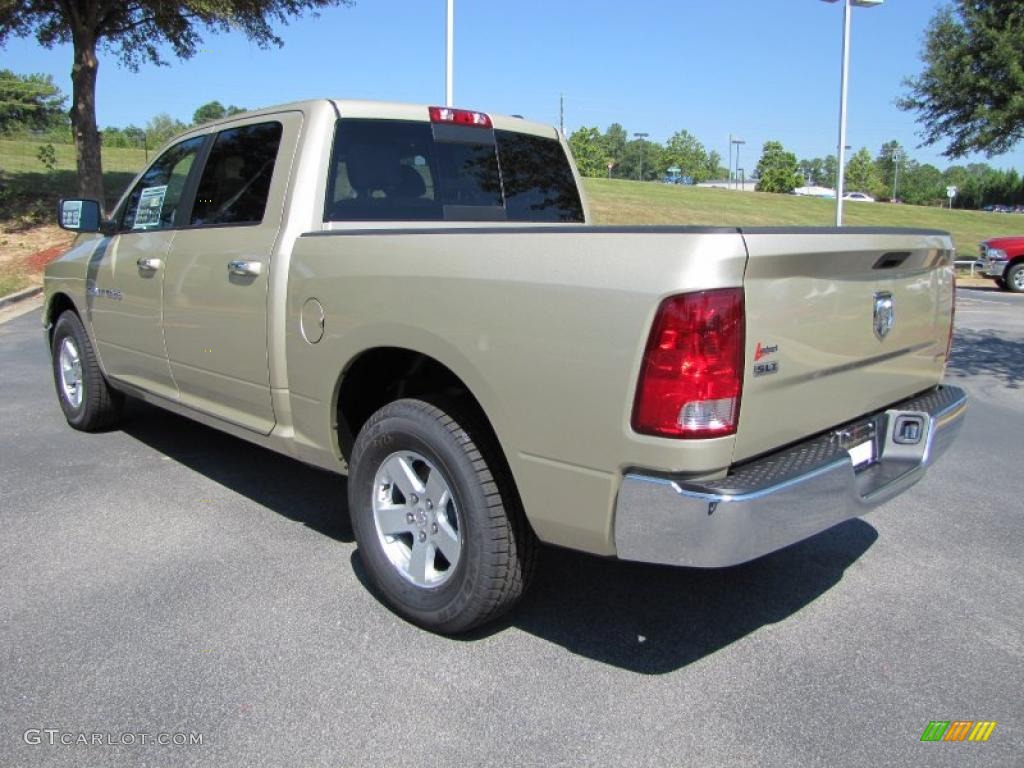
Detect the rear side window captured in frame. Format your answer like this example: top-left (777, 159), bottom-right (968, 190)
top-left (325, 118), bottom-right (583, 223)
top-left (191, 122), bottom-right (283, 226)
top-left (495, 130), bottom-right (584, 222)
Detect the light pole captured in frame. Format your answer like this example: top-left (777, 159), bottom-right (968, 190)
top-left (886, 146), bottom-right (902, 201)
top-left (822, 0), bottom-right (883, 225)
top-left (728, 134), bottom-right (733, 186)
top-left (634, 132), bottom-right (649, 180)
top-left (445, 0), bottom-right (454, 106)
top-left (731, 138), bottom-right (745, 189)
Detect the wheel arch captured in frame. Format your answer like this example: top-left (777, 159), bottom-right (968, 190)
top-left (333, 346), bottom-right (507, 467)
top-left (44, 292), bottom-right (79, 341)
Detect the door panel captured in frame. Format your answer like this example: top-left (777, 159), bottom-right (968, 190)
top-left (161, 116), bottom-right (299, 434)
top-left (89, 135), bottom-right (207, 398)
top-left (89, 231), bottom-right (176, 398)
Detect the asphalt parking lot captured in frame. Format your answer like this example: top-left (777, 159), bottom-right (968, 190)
top-left (1, 288), bottom-right (1021, 767)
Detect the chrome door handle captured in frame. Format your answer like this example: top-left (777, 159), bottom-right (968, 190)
top-left (136, 257), bottom-right (163, 271)
top-left (227, 259), bottom-right (262, 277)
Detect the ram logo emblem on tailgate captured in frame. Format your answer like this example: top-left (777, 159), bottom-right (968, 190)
top-left (873, 291), bottom-right (894, 340)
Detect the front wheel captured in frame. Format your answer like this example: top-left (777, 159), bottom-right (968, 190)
top-left (348, 398), bottom-right (536, 633)
top-left (1005, 262), bottom-right (1024, 293)
top-left (50, 311), bottom-right (123, 431)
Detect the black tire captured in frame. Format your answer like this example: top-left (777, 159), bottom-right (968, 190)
top-left (994, 278), bottom-right (1007, 290)
top-left (50, 311), bottom-right (123, 431)
top-left (1005, 262), bottom-right (1024, 293)
top-left (348, 398), bottom-right (536, 634)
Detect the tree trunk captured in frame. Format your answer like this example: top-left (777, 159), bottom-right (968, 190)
top-left (70, 31), bottom-right (105, 207)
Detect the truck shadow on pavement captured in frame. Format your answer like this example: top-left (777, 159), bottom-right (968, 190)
top-left (483, 520), bottom-right (876, 674)
top-left (122, 398), bottom-right (877, 676)
top-left (946, 329), bottom-right (1024, 389)
top-left (120, 400), bottom-right (355, 544)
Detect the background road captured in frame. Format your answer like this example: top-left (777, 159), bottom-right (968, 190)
top-left (1, 289), bottom-right (1021, 767)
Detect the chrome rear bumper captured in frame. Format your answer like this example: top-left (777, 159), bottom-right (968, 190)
top-left (614, 386), bottom-right (967, 568)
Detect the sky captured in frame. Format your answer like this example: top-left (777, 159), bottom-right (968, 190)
top-left (3, 0), bottom-right (1023, 172)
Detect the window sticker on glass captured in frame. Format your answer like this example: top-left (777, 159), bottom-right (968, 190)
top-left (61, 201), bottom-right (83, 229)
top-left (133, 185), bottom-right (168, 229)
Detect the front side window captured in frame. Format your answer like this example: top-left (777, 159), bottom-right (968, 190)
top-left (190, 122), bottom-right (283, 226)
top-left (121, 136), bottom-right (204, 231)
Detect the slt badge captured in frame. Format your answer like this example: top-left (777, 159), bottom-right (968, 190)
top-left (873, 291), bottom-right (894, 340)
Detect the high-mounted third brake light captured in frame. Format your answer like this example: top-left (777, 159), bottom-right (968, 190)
top-left (632, 289), bottom-right (745, 439)
top-left (429, 106), bottom-right (493, 128)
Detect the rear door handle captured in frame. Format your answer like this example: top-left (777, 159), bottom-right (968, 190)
top-left (227, 259), bottom-right (262, 277)
top-left (136, 257), bottom-right (163, 271)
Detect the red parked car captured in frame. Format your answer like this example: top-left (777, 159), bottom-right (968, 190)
top-left (979, 236), bottom-right (1024, 292)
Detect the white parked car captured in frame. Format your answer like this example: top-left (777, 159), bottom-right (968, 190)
top-left (843, 192), bottom-right (875, 202)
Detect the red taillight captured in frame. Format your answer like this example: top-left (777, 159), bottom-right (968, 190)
top-left (428, 106), bottom-right (492, 128)
top-left (632, 289), bottom-right (745, 438)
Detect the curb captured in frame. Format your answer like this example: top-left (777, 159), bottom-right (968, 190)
top-left (0, 286), bottom-right (43, 310)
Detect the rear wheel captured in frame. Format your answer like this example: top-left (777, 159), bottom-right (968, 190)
top-left (348, 398), bottom-right (536, 633)
top-left (1006, 262), bottom-right (1024, 293)
top-left (50, 311), bottom-right (123, 431)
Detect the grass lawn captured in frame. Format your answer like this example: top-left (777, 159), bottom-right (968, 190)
top-left (584, 178), bottom-right (1024, 258)
top-left (0, 139), bottom-right (149, 175)
top-left (0, 262), bottom-right (30, 296)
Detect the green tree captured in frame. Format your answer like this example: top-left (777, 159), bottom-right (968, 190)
top-left (845, 147), bottom-right (884, 198)
top-left (193, 100), bottom-right (226, 124)
top-left (754, 140), bottom-right (801, 193)
top-left (899, 1), bottom-right (1024, 158)
top-left (0, 69), bottom-right (66, 133)
top-left (0, 1), bottom-right (354, 206)
top-left (821, 155), bottom-right (838, 190)
top-left (900, 162), bottom-right (945, 206)
top-left (704, 150), bottom-right (725, 180)
top-left (567, 126), bottom-right (608, 178)
top-left (662, 129), bottom-right (710, 182)
top-left (602, 123), bottom-right (628, 176)
top-left (192, 100), bottom-right (246, 124)
top-left (874, 140), bottom-right (908, 200)
top-left (617, 138), bottom-right (662, 181)
top-left (36, 142), bottom-right (58, 170)
top-left (146, 113), bottom-right (188, 147)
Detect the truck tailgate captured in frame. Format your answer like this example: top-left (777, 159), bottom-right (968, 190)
top-left (734, 228), bottom-right (955, 462)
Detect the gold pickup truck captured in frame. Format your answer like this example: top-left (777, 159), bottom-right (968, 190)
top-left (44, 99), bottom-right (966, 633)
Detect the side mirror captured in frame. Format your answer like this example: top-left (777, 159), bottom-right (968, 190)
top-left (57, 198), bottom-right (102, 232)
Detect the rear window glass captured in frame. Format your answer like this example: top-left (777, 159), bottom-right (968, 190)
top-left (325, 118), bottom-right (583, 223)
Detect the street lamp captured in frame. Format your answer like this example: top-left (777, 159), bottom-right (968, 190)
top-left (822, 0), bottom-right (883, 225)
top-left (634, 132), bottom-right (649, 180)
top-left (886, 146), bottom-right (902, 201)
top-left (445, 0), bottom-right (454, 106)
top-left (730, 137), bottom-right (745, 190)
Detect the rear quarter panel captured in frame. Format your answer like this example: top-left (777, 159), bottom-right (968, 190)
top-left (286, 227), bottom-right (747, 553)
